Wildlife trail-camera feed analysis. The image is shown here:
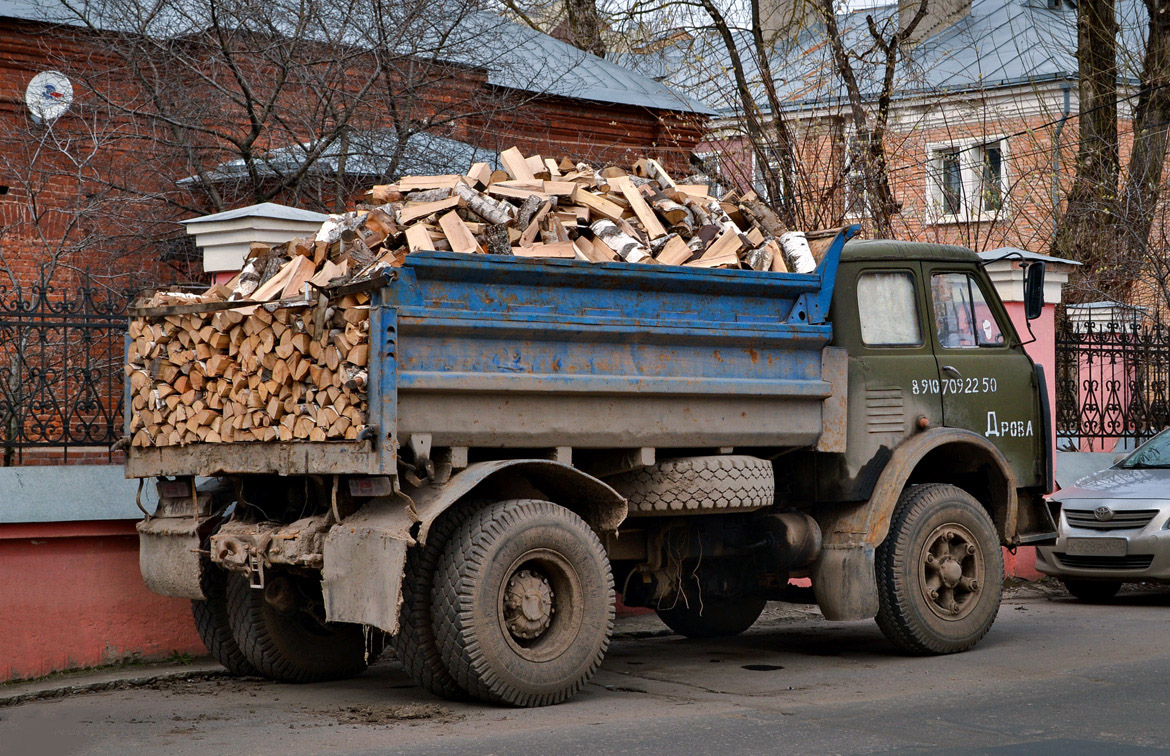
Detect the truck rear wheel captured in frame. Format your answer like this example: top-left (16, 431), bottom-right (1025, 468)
top-left (431, 499), bottom-right (614, 707)
top-left (393, 502), bottom-right (478, 700)
top-left (656, 593), bottom-right (766, 638)
top-left (226, 573), bottom-right (371, 683)
top-left (192, 565), bottom-right (258, 676)
top-left (875, 484), bottom-right (1003, 655)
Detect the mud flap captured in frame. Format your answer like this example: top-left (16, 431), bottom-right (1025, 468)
top-left (321, 494), bottom-right (417, 635)
top-left (137, 516), bottom-right (206, 600)
top-left (811, 545), bottom-right (879, 621)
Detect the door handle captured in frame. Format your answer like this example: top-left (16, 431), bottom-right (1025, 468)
top-left (942, 365), bottom-right (962, 377)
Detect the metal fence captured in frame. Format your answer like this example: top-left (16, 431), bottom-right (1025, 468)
top-left (0, 272), bottom-right (132, 464)
top-left (1055, 310), bottom-right (1170, 451)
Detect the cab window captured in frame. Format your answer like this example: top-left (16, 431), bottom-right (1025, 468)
top-left (856, 271), bottom-right (923, 346)
top-left (931, 272), bottom-right (1004, 348)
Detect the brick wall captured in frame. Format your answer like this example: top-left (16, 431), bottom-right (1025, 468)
top-left (696, 89), bottom-right (1146, 256)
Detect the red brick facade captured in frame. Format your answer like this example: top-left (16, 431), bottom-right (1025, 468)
top-left (697, 89), bottom-right (1095, 255)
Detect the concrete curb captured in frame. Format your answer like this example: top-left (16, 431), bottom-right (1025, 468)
top-left (0, 661), bottom-right (227, 708)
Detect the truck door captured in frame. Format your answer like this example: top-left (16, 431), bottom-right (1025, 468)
top-left (924, 268), bottom-right (1041, 484)
top-left (850, 265), bottom-right (943, 442)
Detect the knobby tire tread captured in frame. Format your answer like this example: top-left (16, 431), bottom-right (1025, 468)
top-left (875, 483), bottom-right (1002, 655)
top-left (192, 566), bottom-right (258, 677)
top-left (432, 499), bottom-right (614, 707)
top-left (393, 502), bottom-right (477, 699)
top-left (226, 574), bottom-right (368, 684)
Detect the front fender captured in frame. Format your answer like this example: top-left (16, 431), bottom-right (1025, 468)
top-left (822, 428), bottom-right (1018, 549)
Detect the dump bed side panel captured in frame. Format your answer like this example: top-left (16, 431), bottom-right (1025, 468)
top-left (390, 253), bottom-right (833, 450)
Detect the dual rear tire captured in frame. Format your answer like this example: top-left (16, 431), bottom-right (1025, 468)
top-left (192, 498), bottom-right (613, 705)
top-left (194, 565), bottom-right (376, 683)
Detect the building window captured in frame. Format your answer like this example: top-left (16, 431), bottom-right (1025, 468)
top-left (842, 133), bottom-right (869, 218)
top-left (928, 139), bottom-right (1008, 222)
top-left (981, 144), bottom-right (1003, 212)
top-left (940, 150), bottom-right (962, 216)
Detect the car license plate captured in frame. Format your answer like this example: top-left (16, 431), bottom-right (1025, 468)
top-left (1065, 537), bottom-right (1127, 557)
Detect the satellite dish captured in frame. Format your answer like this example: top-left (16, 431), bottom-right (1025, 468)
top-left (25, 71), bottom-right (73, 123)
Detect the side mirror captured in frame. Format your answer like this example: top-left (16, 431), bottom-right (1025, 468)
top-left (1024, 262), bottom-right (1046, 320)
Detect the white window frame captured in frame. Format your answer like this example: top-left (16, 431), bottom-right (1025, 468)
top-left (925, 137), bottom-right (1010, 225)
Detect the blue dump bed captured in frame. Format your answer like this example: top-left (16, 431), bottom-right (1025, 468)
top-left (127, 229), bottom-right (852, 478)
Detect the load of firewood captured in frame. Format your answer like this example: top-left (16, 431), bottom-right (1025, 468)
top-left (126, 147), bottom-right (814, 449)
top-left (360, 147), bottom-right (796, 270)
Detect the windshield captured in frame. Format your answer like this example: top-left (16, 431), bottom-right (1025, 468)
top-left (1119, 429), bottom-right (1170, 469)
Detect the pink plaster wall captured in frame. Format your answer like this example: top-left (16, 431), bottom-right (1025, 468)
top-left (999, 300), bottom-right (1056, 581)
top-left (0, 521), bottom-right (204, 682)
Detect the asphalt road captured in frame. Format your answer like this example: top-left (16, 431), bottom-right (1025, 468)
top-left (4, 584), bottom-right (1170, 756)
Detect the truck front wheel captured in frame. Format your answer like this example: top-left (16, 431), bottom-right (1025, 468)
top-left (875, 484), bottom-right (1003, 655)
top-left (226, 572), bottom-right (373, 683)
top-left (431, 499), bottom-right (614, 706)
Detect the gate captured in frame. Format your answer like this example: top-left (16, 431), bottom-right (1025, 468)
top-left (1054, 308), bottom-right (1170, 451)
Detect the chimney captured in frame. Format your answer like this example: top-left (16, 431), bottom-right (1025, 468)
top-left (900, 0), bottom-right (971, 44)
top-left (759, 0), bottom-right (818, 42)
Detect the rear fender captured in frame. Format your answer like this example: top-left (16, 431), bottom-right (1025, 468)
top-left (412, 459), bottom-right (628, 544)
top-left (321, 460), bottom-right (626, 634)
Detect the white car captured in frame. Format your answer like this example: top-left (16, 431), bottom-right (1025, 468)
top-left (1036, 428), bottom-right (1170, 601)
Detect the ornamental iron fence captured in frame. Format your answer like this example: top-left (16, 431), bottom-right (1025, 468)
top-left (0, 271), bottom-right (134, 464)
top-left (1054, 307), bottom-right (1170, 451)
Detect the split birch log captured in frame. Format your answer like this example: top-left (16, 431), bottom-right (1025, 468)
top-left (591, 219), bottom-right (649, 263)
top-left (452, 182), bottom-right (516, 225)
top-left (655, 235), bottom-right (694, 266)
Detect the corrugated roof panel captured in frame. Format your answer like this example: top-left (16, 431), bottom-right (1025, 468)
top-left (0, 1), bottom-right (715, 114)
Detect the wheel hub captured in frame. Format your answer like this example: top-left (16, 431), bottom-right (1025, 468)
top-left (503, 569), bottom-right (554, 640)
top-left (920, 525), bottom-right (984, 621)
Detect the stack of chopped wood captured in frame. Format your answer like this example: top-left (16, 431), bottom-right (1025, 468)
top-left (127, 147), bottom-right (809, 448)
top-left (362, 148), bottom-right (793, 271)
top-left (127, 288), bottom-right (372, 447)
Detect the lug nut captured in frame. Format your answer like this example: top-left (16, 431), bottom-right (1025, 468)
top-left (966, 544), bottom-right (977, 555)
top-left (929, 590), bottom-right (939, 600)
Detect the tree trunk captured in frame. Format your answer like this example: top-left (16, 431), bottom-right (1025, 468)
top-left (1120, 0), bottom-right (1170, 293)
top-left (564, 0), bottom-right (606, 58)
top-left (1052, 0), bottom-right (1120, 291)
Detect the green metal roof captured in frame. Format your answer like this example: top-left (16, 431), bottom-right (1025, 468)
top-left (841, 239), bottom-right (980, 264)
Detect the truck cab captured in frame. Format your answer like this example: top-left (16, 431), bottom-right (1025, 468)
top-left (820, 241), bottom-right (1050, 513)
